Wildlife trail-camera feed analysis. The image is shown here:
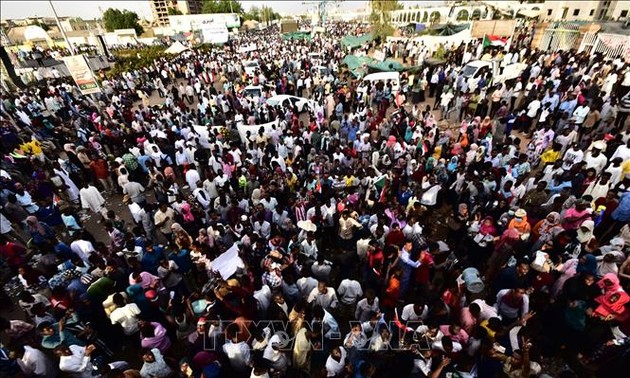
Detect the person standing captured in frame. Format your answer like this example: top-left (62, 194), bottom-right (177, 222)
top-left (10, 344), bottom-right (57, 378)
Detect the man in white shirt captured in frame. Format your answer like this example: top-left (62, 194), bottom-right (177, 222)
top-left (12, 344), bottom-right (57, 378)
top-left (572, 104), bottom-right (590, 126)
top-left (300, 232), bottom-right (319, 260)
top-left (355, 290), bottom-right (381, 322)
top-left (54, 344), bottom-right (96, 378)
top-left (401, 302), bottom-right (429, 324)
top-left (325, 346), bottom-right (347, 377)
top-left (337, 278), bottom-right (363, 307)
top-left (222, 327), bottom-right (251, 374)
top-left (583, 142), bottom-right (608, 174)
top-left (525, 95), bottom-right (542, 133)
top-left (109, 293), bottom-right (141, 335)
top-left (307, 281), bottom-right (339, 311)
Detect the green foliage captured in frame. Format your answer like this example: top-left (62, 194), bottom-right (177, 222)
top-left (102, 8), bottom-right (144, 35)
top-left (369, 0), bottom-right (401, 40)
top-left (202, 0), bottom-right (243, 14)
top-left (108, 46), bottom-right (166, 78)
top-left (29, 21), bottom-right (50, 31)
top-left (168, 7), bottom-right (183, 16)
top-left (242, 5), bottom-right (279, 23)
top-left (433, 44), bottom-right (446, 60)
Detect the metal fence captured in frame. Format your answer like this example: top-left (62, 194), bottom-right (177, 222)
top-left (539, 22), bottom-right (582, 52)
top-left (589, 33), bottom-right (630, 60)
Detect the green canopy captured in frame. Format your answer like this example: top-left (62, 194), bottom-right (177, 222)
top-left (367, 59), bottom-right (406, 72)
top-left (341, 33), bottom-right (374, 49)
top-left (342, 54), bottom-right (422, 77)
top-left (282, 31), bottom-right (311, 41)
top-left (341, 55), bottom-right (372, 77)
top-left (429, 23), bottom-right (470, 36)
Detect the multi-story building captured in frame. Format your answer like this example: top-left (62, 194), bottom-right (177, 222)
top-left (540, 0), bottom-right (629, 21)
top-left (149, 0), bottom-right (203, 26)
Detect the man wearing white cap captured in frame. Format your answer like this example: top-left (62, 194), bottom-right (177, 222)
top-left (583, 140), bottom-right (608, 174)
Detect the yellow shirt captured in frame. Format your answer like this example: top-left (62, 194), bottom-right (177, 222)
top-left (20, 140), bottom-right (42, 155)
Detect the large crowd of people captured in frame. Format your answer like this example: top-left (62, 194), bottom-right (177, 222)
top-left (1, 20), bottom-right (630, 378)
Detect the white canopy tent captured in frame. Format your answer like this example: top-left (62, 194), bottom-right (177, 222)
top-left (164, 41), bottom-right (190, 55)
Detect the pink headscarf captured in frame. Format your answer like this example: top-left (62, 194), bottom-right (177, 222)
top-left (386, 136), bottom-right (397, 148)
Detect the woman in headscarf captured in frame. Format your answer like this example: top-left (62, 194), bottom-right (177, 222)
top-left (479, 116), bottom-right (493, 138)
top-left (171, 223), bottom-right (193, 250)
top-left (485, 228), bottom-right (522, 282)
top-left (451, 142), bottom-right (463, 156)
top-left (507, 208), bottom-right (531, 237)
top-left (470, 216), bottom-right (499, 268)
top-left (593, 273), bottom-right (630, 320)
top-left (447, 203), bottom-right (470, 247)
top-left (26, 215), bottom-right (54, 247)
top-left (551, 253), bottom-right (598, 300)
top-left (139, 348), bottom-right (173, 378)
top-left (465, 144), bottom-right (478, 166)
top-left (531, 212), bottom-right (562, 250)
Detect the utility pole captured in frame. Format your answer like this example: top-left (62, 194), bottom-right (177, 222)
top-left (48, 0), bottom-right (76, 55)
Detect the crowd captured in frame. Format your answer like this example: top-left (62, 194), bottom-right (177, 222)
top-left (1, 20), bottom-right (630, 378)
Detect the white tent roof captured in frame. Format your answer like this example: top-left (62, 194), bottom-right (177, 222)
top-left (518, 8), bottom-right (541, 18)
top-left (164, 41), bottom-right (189, 54)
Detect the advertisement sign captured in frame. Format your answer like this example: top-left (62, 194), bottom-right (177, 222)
top-left (201, 23), bottom-right (229, 44)
top-left (169, 14), bottom-right (241, 33)
top-left (62, 54), bottom-right (100, 95)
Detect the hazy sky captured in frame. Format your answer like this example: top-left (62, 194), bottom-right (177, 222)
top-left (0, 0), bottom-right (385, 20)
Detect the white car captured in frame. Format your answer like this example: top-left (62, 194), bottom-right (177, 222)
top-left (266, 95), bottom-right (315, 112)
top-left (242, 85), bottom-right (263, 99)
top-left (243, 60), bottom-right (260, 77)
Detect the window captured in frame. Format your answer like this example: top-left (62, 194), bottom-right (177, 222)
top-left (590, 9), bottom-right (595, 16)
top-left (621, 10), bottom-right (629, 18)
top-left (562, 7), bottom-right (569, 18)
top-left (573, 9), bottom-right (580, 16)
top-left (547, 9), bottom-right (552, 16)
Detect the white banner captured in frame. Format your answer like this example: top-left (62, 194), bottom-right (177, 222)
top-left (211, 243), bottom-right (244, 280)
top-left (192, 125), bottom-right (225, 149)
top-left (62, 55), bottom-right (101, 95)
top-left (236, 120), bottom-right (278, 145)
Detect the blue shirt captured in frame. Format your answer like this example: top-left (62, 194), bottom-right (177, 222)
top-left (612, 192), bottom-right (630, 222)
top-left (168, 248), bottom-right (192, 273)
top-left (137, 155), bottom-right (152, 173)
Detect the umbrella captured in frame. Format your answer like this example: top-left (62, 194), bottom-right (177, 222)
top-left (297, 220), bottom-right (317, 232)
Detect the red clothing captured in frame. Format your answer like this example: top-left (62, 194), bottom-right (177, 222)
top-left (385, 229), bottom-right (405, 247)
top-left (90, 159), bottom-right (110, 179)
top-left (0, 242), bottom-right (26, 268)
top-left (382, 276), bottom-right (400, 308)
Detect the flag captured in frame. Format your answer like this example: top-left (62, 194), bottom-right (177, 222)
top-left (483, 34), bottom-right (508, 48)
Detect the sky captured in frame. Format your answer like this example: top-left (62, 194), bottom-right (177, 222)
top-left (0, 0), bottom-right (384, 21)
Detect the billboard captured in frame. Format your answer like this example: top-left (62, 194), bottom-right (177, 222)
top-left (62, 54), bottom-right (100, 95)
top-left (201, 23), bottom-right (229, 44)
top-left (168, 14), bottom-right (241, 33)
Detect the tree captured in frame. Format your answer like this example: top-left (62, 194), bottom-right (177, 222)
top-left (260, 5), bottom-right (280, 25)
top-left (369, 0), bottom-right (402, 40)
top-left (102, 8), bottom-right (144, 35)
top-left (242, 6), bottom-right (261, 21)
top-left (168, 7), bottom-right (183, 15)
top-left (202, 0), bottom-right (243, 14)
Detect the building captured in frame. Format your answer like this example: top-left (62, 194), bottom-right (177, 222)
top-left (540, 0), bottom-right (629, 21)
top-left (150, 0), bottom-right (203, 27)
